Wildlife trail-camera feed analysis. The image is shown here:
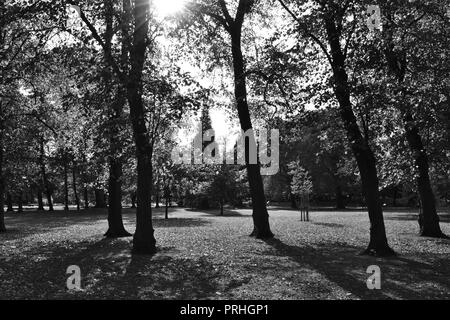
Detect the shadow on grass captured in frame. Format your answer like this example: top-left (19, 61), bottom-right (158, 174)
top-left (311, 222), bottom-right (345, 229)
top-left (268, 206), bottom-right (368, 212)
top-left (1, 210), bottom-right (209, 242)
top-left (1, 213), bottom-right (110, 242)
top-left (386, 214), bottom-right (450, 223)
top-left (186, 208), bottom-right (250, 217)
top-left (153, 218), bottom-right (211, 228)
top-left (262, 238), bottom-right (450, 299)
top-left (4, 210), bottom-right (108, 228)
top-left (0, 238), bottom-right (222, 300)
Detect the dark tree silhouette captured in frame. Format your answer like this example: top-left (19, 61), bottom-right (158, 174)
top-left (277, 0), bottom-right (394, 255)
top-left (193, 0), bottom-right (273, 239)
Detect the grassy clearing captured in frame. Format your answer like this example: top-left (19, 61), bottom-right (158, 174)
top-left (0, 206), bottom-right (449, 299)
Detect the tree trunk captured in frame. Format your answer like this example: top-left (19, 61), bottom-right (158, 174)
top-left (40, 137), bottom-right (53, 211)
top-left (72, 162), bottom-right (80, 211)
top-left (155, 182), bottom-right (160, 208)
top-left (131, 192), bottom-right (136, 208)
top-left (404, 112), bottom-right (445, 237)
top-left (165, 195), bottom-right (169, 220)
top-left (95, 189), bottom-right (107, 208)
top-left (230, 27), bottom-right (273, 239)
top-left (324, 15), bottom-right (393, 256)
top-left (102, 0), bottom-right (131, 238)
top-left (127, 0), bottom-right (156, 254)
top-left (105, 158), bottom-right (131, 237)
top-left (17, 192), bottom-right (23, 213)
top-left (335, 185), bottom-right (346, 209)
top-left (0, 132), bottom-right (6, 232)
top-left (6, 193), bottom-right (13, 212)
top-left (37, 190), bottom-right (44, 211)
top-left (0, 189), bottom-right (5, 232)
top-left (131, 150), bottom-right (156, 253)
top-left (290, 193), bottom-right (298, 209)
top-left (392, 187), bottom-right (398, 207)
top-left (27, 190), bottom-right (32, 204)
top-left (45, 189), bottom-right (53, 211)
top-left (220, 199), bottom-right (224, 216)
top-left (63, 158), bottom-right (69, 211)
top-left (83, 187), bottom-right (89, 209)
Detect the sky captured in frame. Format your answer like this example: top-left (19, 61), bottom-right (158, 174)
top-left (152, 0), bottom-right (187, 18)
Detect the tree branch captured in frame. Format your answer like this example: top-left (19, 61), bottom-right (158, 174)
top-left (277, 0), bottom-right (333, 65)
top-left (67, 1), bottom-right (125, 83)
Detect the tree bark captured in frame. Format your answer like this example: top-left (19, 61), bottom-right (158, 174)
top-left (0, 130), bottom-right (5, 232)
top-left (290, 193), bottom-right (298, 209)
top-left (72, 162), bottom-right (80, 211)
top-left (127, 0), bottom-right (156, 254)
top-left (17, 192), bottom-right (23, 213)
top-left (6, 193), bottom-right (13, 212)
top-left (165, 195), bottom-right (169, 220)
top-left (323, 14), bottom-right (394, 256)
top-left (131, 192), bottom-right (136, 208)
top-left (105, 157), bottom-right (131, 237)
top-left (40, 137), bottom-right (53, 211)
top-left (37, 189), bottom-right (44, 211)
top-left (229, 21), bottom-right (273, 239)
top-left (335, 185), bottom-right (346, 209)
top-left (83, 187), bottom-right (89, 209)
top-left (155, 181), bottom-right (160, 208)
top-left (63, 156), bottom-right (69, 211)
top-left (392, 187), bottom-right (398, 207)
top-left (0, 190), bottom-right (5, 232)
top-left (404, 112), bottom-right (445, 237)
top-left (95, 189), bottom-right (107, 208)
top-left (131, 150), bottom-right (156, 253)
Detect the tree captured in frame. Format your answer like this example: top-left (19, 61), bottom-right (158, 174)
top-left (375, 0), bottom-right (448, 238)
top-left (102, 0), bottom-right (132, 238)
top-left (285, 110), bottom-right (357, 209)
top-left (0, 0), bottom-right (59, 230)
top-left (288, 161), bottom-right (313, 204)
top-left (209, 164), bottom-right (240, 215)
top-left (191, 0), bottom-right (273, 239)
top-left (122, 0), bottom-right (157, 253)
top-left (277, 0), bottom-right (394, 255)
top-left (71, 0), bottom-right (157, 252)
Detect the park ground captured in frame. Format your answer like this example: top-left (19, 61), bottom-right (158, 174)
top-left (0, 206), bottom-right (449, 300)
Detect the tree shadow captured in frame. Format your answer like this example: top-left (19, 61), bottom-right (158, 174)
top-left (386, 214), bottom-right (450, 223)
top-left (1, 213), bottom-right (110, 242)
top-left (262, 238), bottom-right (450, 300)
top-left (4, 210), bottom-right (107, 227)
top-left (153, 218), bottom-right (211, 228)
top-left (117, 253), bottom-right (221, 299)
top-left (1, 209), bottom-right (210, 242)
top-left (311, 222), bottom-right (345, 229)
top-left (186, 208), bottom-right (250, 217)
top-left (0, 238), bottom-right (222, 300)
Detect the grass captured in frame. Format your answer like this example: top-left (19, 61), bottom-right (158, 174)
top-left (0, 206), bottom-right (449, 299)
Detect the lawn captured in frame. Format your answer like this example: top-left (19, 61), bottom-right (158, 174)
top-left (0, 206), bottom-right (449, 299)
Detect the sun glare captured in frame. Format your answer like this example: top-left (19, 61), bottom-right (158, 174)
top-left (152, 0), bottom-right (186, 17)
